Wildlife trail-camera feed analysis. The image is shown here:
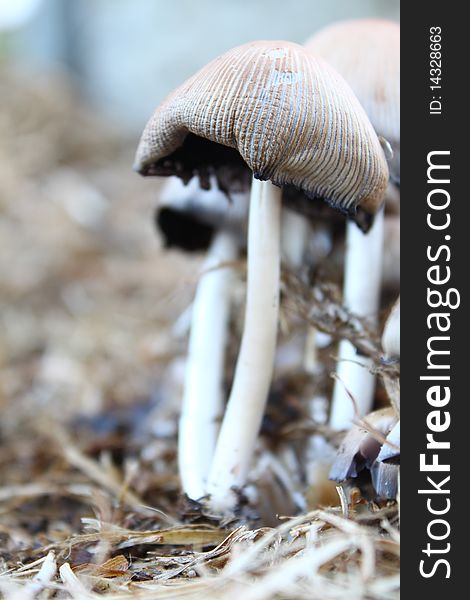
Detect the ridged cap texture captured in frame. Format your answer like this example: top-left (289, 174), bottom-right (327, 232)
top-left (305, 19), bottom-right (400, 181)
top-left (135, 40), bottom-right (388, 218)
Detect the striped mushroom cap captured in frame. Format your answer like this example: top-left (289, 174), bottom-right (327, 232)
top-left (134, 40), bottom-right (388, 225)
top-left (305, 20), bottom-right (400, 182)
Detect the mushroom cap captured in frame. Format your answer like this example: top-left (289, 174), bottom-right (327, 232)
top-left (305, 19), bottom-right (400, 181)
top-left (134, 40), bottom-right (388, 221)
top-left (329, 407), bottom-right (398, 499)
top-left (377, 420), bottom-right (400, 463)
top-left (157, 176), bottom-right (249, 252)
top-left (329, 407), bottom-right (397, 480)
top-left (382, 296), bottom-right (400, 360)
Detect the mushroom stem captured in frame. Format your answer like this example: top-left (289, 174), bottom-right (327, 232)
top-left (179, 230), bottom-right (238, 500)
top-left (207, 178), bottom-right (282, 512)
top-left (303, 328), bottom-right (319, 374)
top-left (280, 210), bottom-right (326, 375)
top-left (330, 208), bottom-right (384, 430)
top-left (281, 208), bottom-right (310, 269)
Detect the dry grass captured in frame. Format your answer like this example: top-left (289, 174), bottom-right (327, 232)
top-left (0, 67), bottom-right (399, 599)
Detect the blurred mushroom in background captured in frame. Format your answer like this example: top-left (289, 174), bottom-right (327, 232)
top-left (329, 407), bottom-right (399, 500)
top-left (306, 18), bottom-right (400, 431)
top-left (155, 175), bottom-right (248, 500)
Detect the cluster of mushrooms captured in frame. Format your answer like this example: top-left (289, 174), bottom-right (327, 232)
top-left (134, 18), bottom-right (400, 515)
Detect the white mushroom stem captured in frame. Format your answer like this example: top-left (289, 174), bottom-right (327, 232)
top-left (281, 209), bottom-right (319, 373)
top-left (280, 210), bottom-right (329, 375)
top-left (381, 296), bottom-right (401, 415)
top-left (179, 230), bottom-right (238, 500)
top-left (281, 208), bottom-right (310, 269)
top-left (382, 216), bottom-right (400, 291)
top-left (330, 207), bottom-right (385, 430)
top-left (303, 329), bottom-right (319, 374)
top-left (207, 178), bottom-right (282, 512)
top-left (382, 296), bottom-right (400, 360)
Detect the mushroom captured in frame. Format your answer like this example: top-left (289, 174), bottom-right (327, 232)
top-left (305, 19), bottom-right (400, 430)
top-left (329, 407), bottom-right (399, 499)
top-left (327, 212), bottom-right (399, 291)
top-left (134, 40), bottom-right (388, 512)
top-left (157, 175), bottom-right (248, 252)
top-left (376, 417), bottom-right (400, 509)
top-left (157, 176), bottom-right (248, 500)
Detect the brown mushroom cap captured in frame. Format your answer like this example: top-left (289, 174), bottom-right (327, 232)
top-left (134, 40), bottom-right (388, 221)
top-left (305, 20), bottom-right (400, 181)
